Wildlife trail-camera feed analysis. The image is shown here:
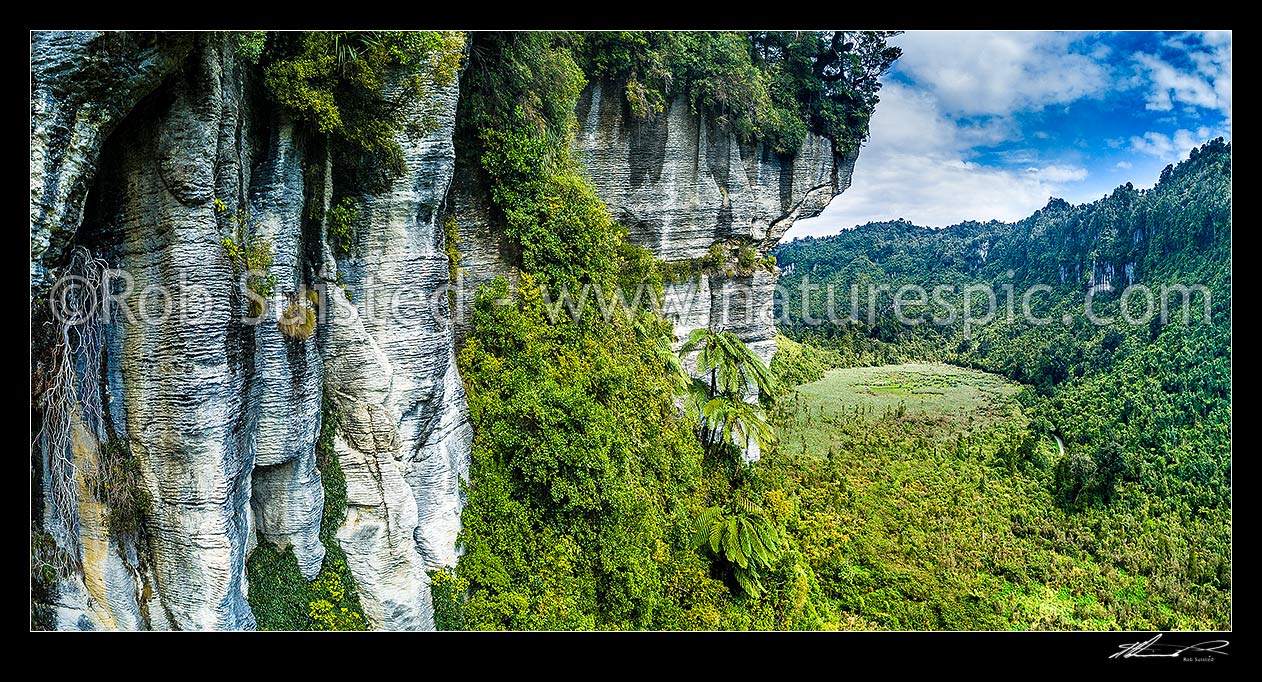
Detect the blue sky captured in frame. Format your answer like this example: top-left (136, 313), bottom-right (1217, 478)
top-left (787, 30), bottom-right (1232, 238)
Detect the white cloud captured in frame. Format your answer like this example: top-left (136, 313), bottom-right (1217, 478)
top-left (787, 83), bottom-right (1085, 236)
top-left (891, 31), bottom-right (1111, 116)
top-left (1135, 53), bottom-right (1221, 111)
top-left (999, 148), bottom-right (1040, 164)
top-left (1133, 32), bottom-right (1231, 122)
top-left (1029, 164), bottom-right (1089, 183)
top-left (784, 31), bottom-right (1231, 240)
top-left (1199, 30), bottom-right (1232, 46)
top-left (1129, 127), bottom-right (1216, 161)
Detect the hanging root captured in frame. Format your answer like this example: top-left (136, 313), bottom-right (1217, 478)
top-left (36, 246), bottom-right (109, 561)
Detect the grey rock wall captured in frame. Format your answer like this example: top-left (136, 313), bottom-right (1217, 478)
top-left (32, 32), bottom-right (470, 630)
top-left (32, 35), bottom-right (857, 629)
top-left (574, 79), bottom-right (854, 261)
top-left (84, 36), bottom-right (265, 630)
top-left (575, 80), bottom-right (858, 462)
top-left (447, 147), bottom-right (520, 345)
top-left (31, 31), bottom-right (193, 294)
top-left (452, 79), bottom-right (856, 360)
top-left (323, 71), bottom-right (472, 629)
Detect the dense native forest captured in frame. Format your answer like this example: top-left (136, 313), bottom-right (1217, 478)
top-left (215, 33), bottom-right (1231, 631)
top-left (445, 30), bottom-right (907, 630)
top-left (770, 139), bottom-right (1231, 628)
top-left (33, 29), bottom-right (1229, 631)
top-left (193, 29), bottom-right (914, 630)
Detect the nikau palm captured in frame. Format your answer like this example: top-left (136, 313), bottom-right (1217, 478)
top-left (701, 396), bottom-right (776, 454)
top-left (676, 327), bottom-right (785, 597)
top-left (642, 321), bottom-right (692, 394)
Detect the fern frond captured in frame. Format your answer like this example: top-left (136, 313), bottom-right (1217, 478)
top-left (733, 566), bottom-right (763, 597)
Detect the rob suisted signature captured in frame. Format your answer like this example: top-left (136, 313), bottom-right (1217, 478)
top-left (1111, 634), bottom-right (1229, 660)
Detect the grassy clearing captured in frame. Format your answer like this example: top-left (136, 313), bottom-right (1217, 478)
top-left (795, 363), bottom-right (1020, 428)
top-left (759, 362), bottom-right (1212, 629)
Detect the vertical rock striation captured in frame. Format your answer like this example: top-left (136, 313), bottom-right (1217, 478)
top-left (448, 78), bottom-right (859, 461)
top-left (32, 32), bottom-right (471, 630)
top-left (322, 72), bottom-right (472, 629)
top-left (572, 80), bottom-right (859, 459)
top-left (246, 114), bottom-right (326, 581)
top-left (82, 36), bottom-right (265, 629)
top-left (32, 33), bottom-right (856, 629)
top-left (447, 149), bottom-right (520, 345)
top-left (574, 80), bottom-right (851, 263)
top-left (574, 78), bottom-right (856, 367)
top-left (31, 31), bottom-right (193, 293)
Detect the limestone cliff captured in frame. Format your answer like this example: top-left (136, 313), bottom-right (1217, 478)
top-left (573, 80), bottom-right (858, 460)
top-left (31, 32), bottom-right (470, 630)
top-left (32, 33), bottom-right (861, 630)
top-left (574, 79), bottom-right (856, 367)
top-left (452, 79), bottom-right (856, 364)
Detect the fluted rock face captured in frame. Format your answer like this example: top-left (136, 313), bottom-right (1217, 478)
top-left (76, 36), bottom-right (323, 630)
top-left (574, 80), bottom-right (855, 261)
top-left (448, 150), bottom-right (520, 345)
top-left (323, 72), bottom-right (472, 629)
top-left (451, 80), bottom-right (856, 357)
top-left (32, 32), bottom-right (470, 630)
top-left (246, 115), bottom-right (327, 580)
top-left (574, 81), bottom-right (858, 460)
top-left (33, 34), bottom-right (857, 630)
top-left (31, 31), bottom-right (193, 293)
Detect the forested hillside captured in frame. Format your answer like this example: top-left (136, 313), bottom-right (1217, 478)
top-left (772, 139), bottom-right (1231, 627)
top-left (29, 28), bottom-right (1228, 632)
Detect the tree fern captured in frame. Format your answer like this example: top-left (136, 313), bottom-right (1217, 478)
top-left (679, 328), bottom-right (779, 457)
top-left (690, 495), bottom-right (784, 596)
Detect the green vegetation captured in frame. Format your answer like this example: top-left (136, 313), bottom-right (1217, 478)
top-left (769, 333), bottom-right (841, 388)
top-left (217, 30), bottom-right (907, 631)
top-left (578, 31), bottom-right (902, 154)
top-left (456, 273), bottom-right (840, 628)
top-left (278, 299), bottom-right (317, 341)
top-left (256, 32), bottom-right (464, 188)
top-left (442, 31), bottom-right (907, 631)
top-left (737, 244), bottom-right (757, 272)
top-left (84, 437), bottom-right (152, 544)
top-left (30, 527), bottom-right (63, 630)
top-left (771, 139), bottom-right (1232, 628)
top-left (220, 217), bottom-right (278, 318)
top-left (247, 396), bottom-right (367, 630)
top-left (326, 197), bottom-right (357, 255)
top-left (680, 327), bottom-right (778, 460)
top-left (691, 494), bottom-right (784, 597)
top-left (759, 363), bottom-right (1221, 628)
top-left (31, 32), bottom-right (1229, 632)
top-left (455, 273), bottom-right (711, 629)
top-left (227, 31), bottom-right (267, 64)
top-left (659, 240), bottom-right (777, 283)
top-left (429, 568), bottom-right (468, 631)
top-left (447, 31), bottom-right (879, 630)
top-left (795, 362), bottom-right (1019, 424)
